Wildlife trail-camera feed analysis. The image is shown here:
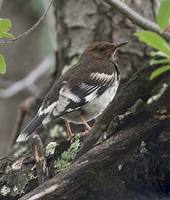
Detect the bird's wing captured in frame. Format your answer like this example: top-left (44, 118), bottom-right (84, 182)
top-left (39, 70), bottom-right (116, 118)
top-left (39, 60), bottom-right (117, 116)
top-left (16, 62), bottom-right (117, 142)
top-left (63, 71), bottom-right (116, 112)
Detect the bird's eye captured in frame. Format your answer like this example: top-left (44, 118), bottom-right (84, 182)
top-left (98, 47), bottom-right (105, 52)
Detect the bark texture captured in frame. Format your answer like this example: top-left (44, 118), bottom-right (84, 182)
top-left (55, 0), bottom-right (154, 79)
top-left (18, 64), bottom-right (170, 200)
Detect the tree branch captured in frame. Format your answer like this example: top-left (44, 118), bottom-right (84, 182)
top-left (19, 116), bottom-right (162, 200)
top-left (0, 63), bottom-right (169, 199)
top-left (18, 63), bottom-right (170, 199)
top-left (104, 0), bottom-right (170, 40)
top-left (0, 55), bottom-right (54, 98)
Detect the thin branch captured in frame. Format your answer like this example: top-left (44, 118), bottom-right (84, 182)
top-left (0, 0), bottom-right (54, 44)
top-left (104, 0), bottom-right (170, 40)
top-left (0, 55), bottom-right (54, 98)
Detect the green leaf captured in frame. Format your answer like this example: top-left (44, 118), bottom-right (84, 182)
top-left (0, 18), bottom-right (12, 32)
top-left (156, 0), bottom-right (170, 30)
top-left (149, 51), bottom-right (167, 58)
top-left (135, 31), bottom-right (170, 58)
top-left (0, 54), bottom-right (6, 74)
top-left (149, 58), bottom-right (169, 65)
top-left (0, 32), bottom-right (14, 39)
top-left (150, 65), bottom-right (170, 80)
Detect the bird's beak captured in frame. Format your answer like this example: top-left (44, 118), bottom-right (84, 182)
top-left (110, 41), bottom-right (128, 60)
top-left (114, 41), bottom-right (128, 51)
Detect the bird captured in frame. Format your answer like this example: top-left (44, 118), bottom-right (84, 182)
top-left (16, 41), bottom-right (128, 142)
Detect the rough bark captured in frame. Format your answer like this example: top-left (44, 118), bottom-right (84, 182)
top-left (1, 63), bottom-right (170, 199)
top-left (55, 0), bottom-right (154, 79)
top-left (18, 64), bottom-right (170, 200)
top-left (0, 64), bottom-right (166, 200)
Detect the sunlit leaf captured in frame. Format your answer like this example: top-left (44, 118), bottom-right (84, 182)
top-left (0, 54), bottom-right (6, 74)
top-left (156, 0), bottom-right (170, 30)
top-left (0, 32), bottom-right (14, 39)
top-left (0, 18), bottom-right (12, 32)
top-left (150, 65), bottom-right (170, 80)
top-left (149, 58), bottom-right (169, 65)
top-left (135, 31), bottom-right (170, 58)
top-left (149, 51), bottom-right (167, 58)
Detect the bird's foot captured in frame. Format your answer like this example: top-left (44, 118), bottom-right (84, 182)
top-left (80, 115), bottom-right (91, 132)
top-left (66, 134), bottom-right (73, 142)
top-left (82, 125), bottom-right (92, 136)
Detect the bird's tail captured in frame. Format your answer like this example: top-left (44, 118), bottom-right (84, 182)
top-left (16, 114), bottom-right (47, 142)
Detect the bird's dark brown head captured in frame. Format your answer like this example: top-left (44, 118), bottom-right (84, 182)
top-left (82, 41), bottom-right (128, 60)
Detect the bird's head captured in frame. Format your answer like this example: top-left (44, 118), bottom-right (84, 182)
top-left (83, 41), bottom-right (128, 60)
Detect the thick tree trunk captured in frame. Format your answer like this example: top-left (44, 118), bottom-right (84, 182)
top-left (55, 0), bottom-right (154, 78)
top-left (18, 64), bottom-right (170, 200)
top-left (1, 1), bottom-right (170, 200)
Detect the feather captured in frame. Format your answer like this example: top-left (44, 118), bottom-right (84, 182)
top-left (38, 102), bottom-right (57, 116)
top-left (16, 114), bottom-right (47, 142)
top-left (90, 72), bottom-right (114, 84)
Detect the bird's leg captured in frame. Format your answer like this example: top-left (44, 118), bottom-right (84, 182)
top-left (64, 119), bottom-right (73, 140)
top-left (80, 115), bottom-right (91, 134)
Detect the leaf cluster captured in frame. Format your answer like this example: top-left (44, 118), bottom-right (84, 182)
top-left (0, 18), bottom-right (14, 74)
top-left (135, 0), bottom-right (170, 79)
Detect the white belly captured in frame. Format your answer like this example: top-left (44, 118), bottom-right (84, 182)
top-left (63, 81), bottom-right (119, 124)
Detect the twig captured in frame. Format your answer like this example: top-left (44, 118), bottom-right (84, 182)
top-left (104, 0), bottom-right (170, 40)
top-left (0, 55), bottom-right (54, 98)
top-left (31, 134), bottom-right (48, 185)
top-left (0, 0), bottom-right (54, 44)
